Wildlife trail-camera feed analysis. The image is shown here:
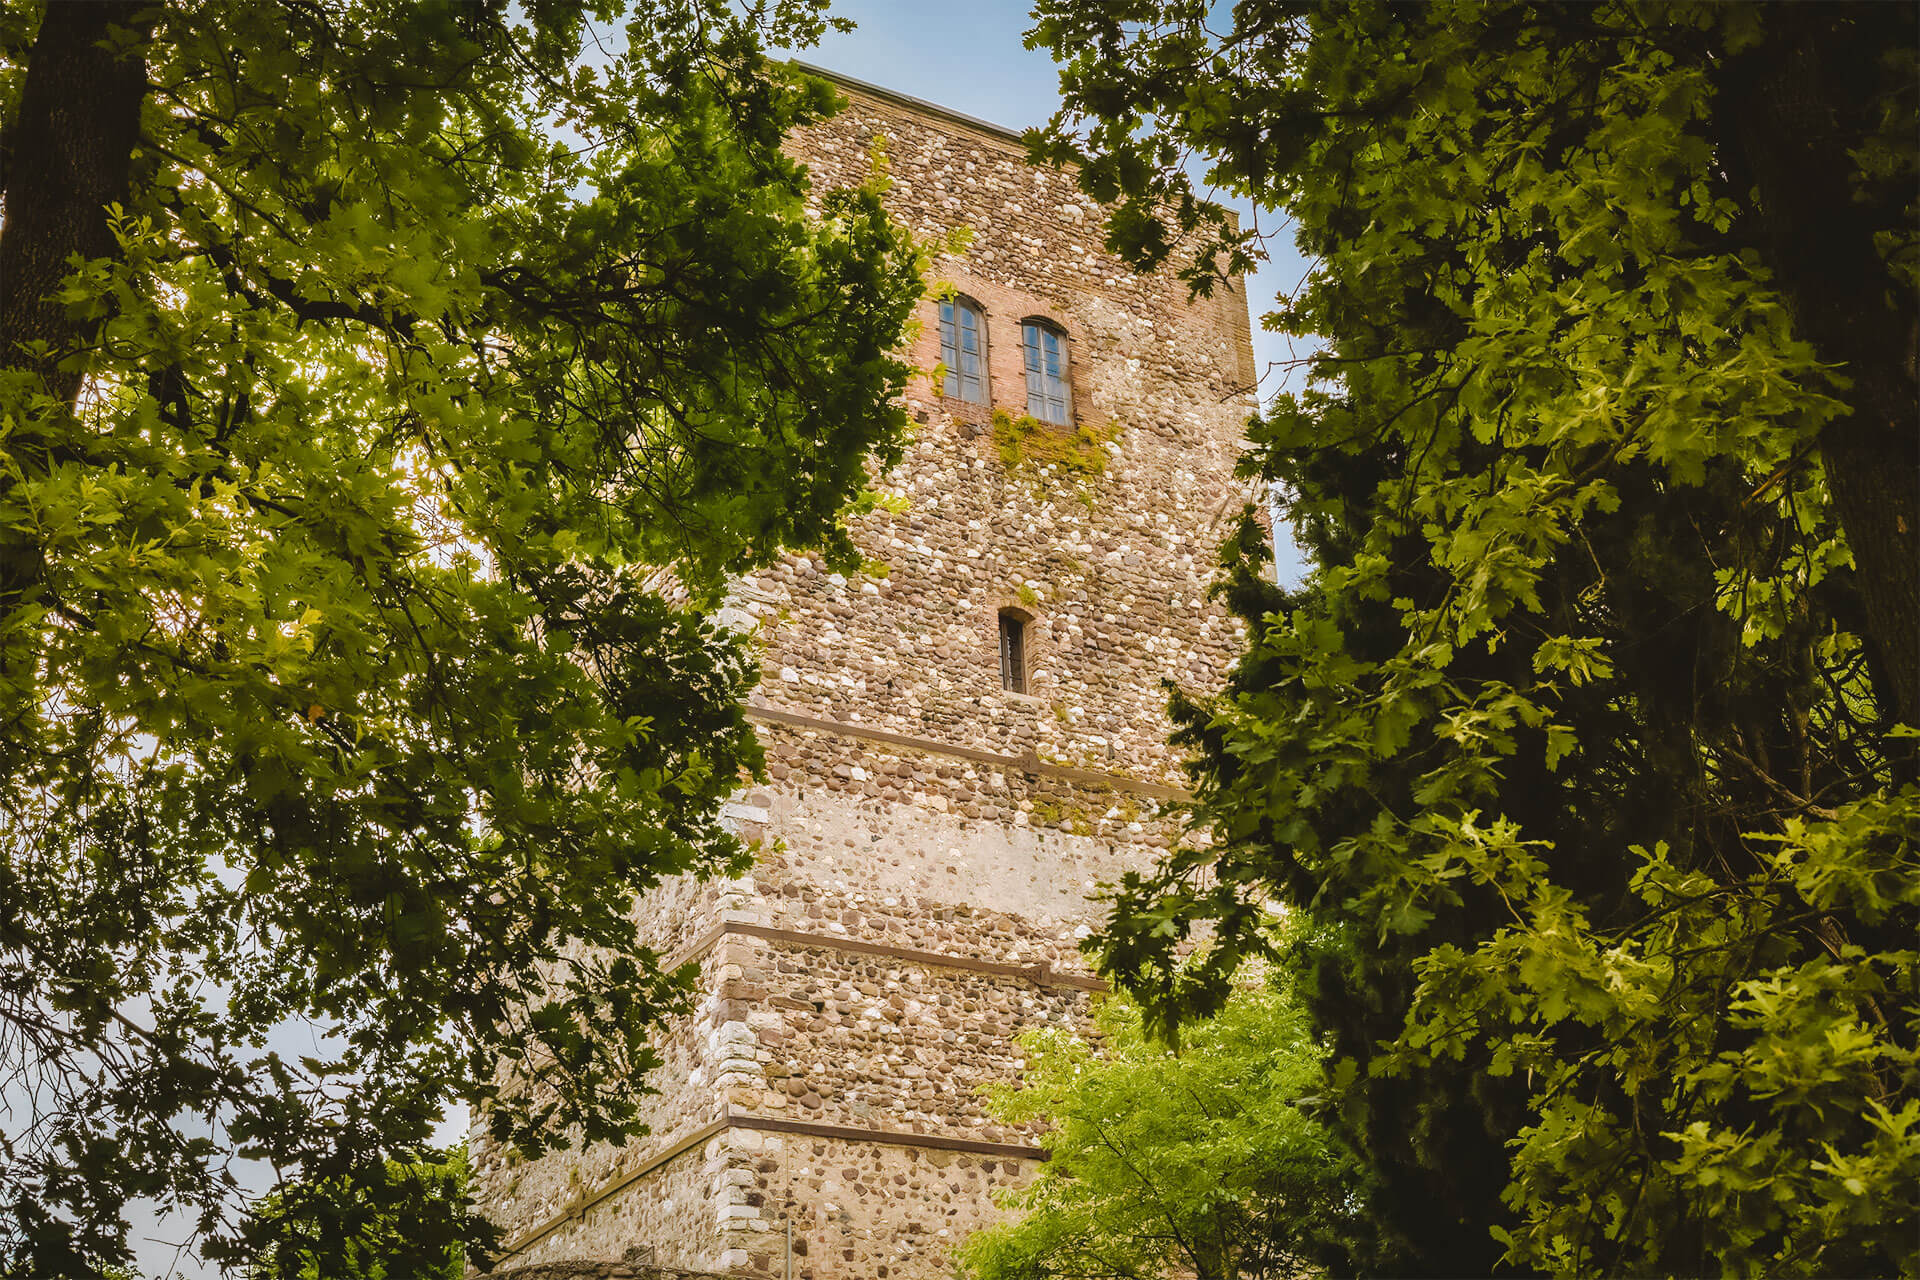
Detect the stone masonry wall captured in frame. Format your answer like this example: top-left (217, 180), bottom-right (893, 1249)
top-left (480, 947), bottom-right (732, 1252)
top-left (473, 68), bottom-right (1255, 1279)
top-left (746, 78), bottom-right (1253, 788)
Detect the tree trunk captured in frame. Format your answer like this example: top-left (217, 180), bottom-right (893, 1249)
top-left (1718, 4), bottom-right (1920, 734)
top-left (0, 0), bottom-right (152, 410)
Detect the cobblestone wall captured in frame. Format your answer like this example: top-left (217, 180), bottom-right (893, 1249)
top-left (473, 67), bottom-right (1254, 1279)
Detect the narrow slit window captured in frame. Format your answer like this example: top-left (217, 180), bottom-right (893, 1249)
top-left (1021, 320), bottom-right (1071, 425)
top-left (998, 611), bottom-right (1028, 694)
top-left (939, 297), bottom-right (988, 402)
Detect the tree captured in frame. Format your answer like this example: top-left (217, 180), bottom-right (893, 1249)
top-left (1028, 2), bottom-right (1919, 1275)
top-left (957, 978), bottom-right (1354, 1280)
top-left (248, 1144), bottom-right (469, 1280)
top-left (0, 1), bottom-right (920, 1273)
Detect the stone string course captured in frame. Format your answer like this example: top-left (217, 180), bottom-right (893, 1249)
top-left (472, 67), bottom-right (1254, 1278)
top-left (486, 1261), bottom-right (731, 1280)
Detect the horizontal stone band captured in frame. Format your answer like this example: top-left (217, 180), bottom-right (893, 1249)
top-left (669, 919), bottom-right (1109, 993)
top-left (745, 702), bottom-right (1190, 801)
top-left (492, 1111), bottom-right (1044, 1262)
top-left (725, 1110), bottom-right (1044, 1161)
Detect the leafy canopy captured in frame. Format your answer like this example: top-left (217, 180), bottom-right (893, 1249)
top-left (0, 0), bottom-right (920, 1273)
top-left (1028, 2), bottom-right (1919, 1276)
top-left (247, 1145), bottom-right (470, 1280)
top-left (958, 978), bottom-right (1355, 1280)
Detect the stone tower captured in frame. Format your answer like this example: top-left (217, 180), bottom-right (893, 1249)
top-left (473, 69), bottom-right (1256, 1279)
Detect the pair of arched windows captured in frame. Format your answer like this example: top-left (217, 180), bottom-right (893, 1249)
top-left (938, 297), bottom-right (1072, 426)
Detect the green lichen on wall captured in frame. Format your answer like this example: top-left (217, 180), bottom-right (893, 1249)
top-left (991, 409), bottom-right (1120, 502)
top-left (1027, 795), bottom-right (1096, 837)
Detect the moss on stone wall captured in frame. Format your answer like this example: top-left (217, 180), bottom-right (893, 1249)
top-left (991, 409), bottom-right (1119, 504)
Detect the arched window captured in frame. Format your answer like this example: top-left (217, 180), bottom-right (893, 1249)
top-left (998, 609), bottom-right (1029, 694)
top-left (939, 296), bottom-right (988, 403)
top-left (1021, 319), bottom-right (1071, 425)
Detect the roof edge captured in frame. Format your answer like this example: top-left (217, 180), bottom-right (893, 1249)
top-left (790, 60), bottom-right (1028, 145)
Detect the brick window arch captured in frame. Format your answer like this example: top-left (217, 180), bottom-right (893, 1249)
top-left (998, 608), bottom-right (1030, 694)
top-left (1020, 318), bottom-right (1071, 425)
top-left (939, 295), bottom-right (988, 403)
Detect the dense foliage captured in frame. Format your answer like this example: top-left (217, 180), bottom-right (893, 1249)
top-left (1029, 2), bottom-right (1919, 1275)
top-left (0, 1), bottom-right (919, 1273)
top-left (958, 981), bottom-right (1352, 1280)
top-left (248, 1145), bottom-right (469, 1280)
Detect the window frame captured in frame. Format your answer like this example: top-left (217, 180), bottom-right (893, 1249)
top-left (1020, 318), bottom-right (1071, 425)
top-left (998, 609), bottom-right (1030, 694)
top-left (939, 295), bottom-right (989, 404)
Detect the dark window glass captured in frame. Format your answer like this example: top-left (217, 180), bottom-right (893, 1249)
top-left (1021, 320), bottom-right (1070, 424)
top-left (940, 298), bottom-right (987, 402)
top-left (998, 611), bottom-right (1027, 693)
